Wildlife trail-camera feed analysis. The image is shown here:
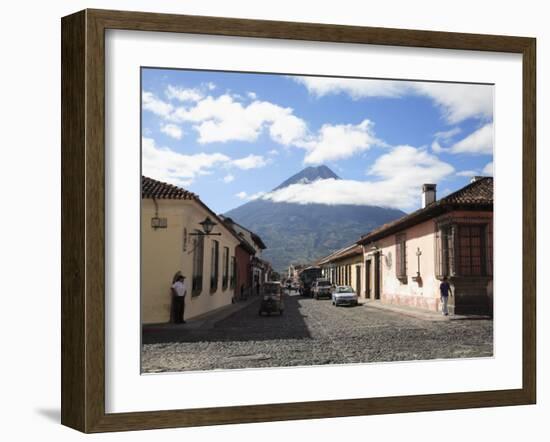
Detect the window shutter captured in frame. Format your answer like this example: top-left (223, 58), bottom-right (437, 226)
top-left (435, 227), bottom-right (443, 278)
top-left (448, 225), bottom-right (456, 277)
top-left (396, 234), bottom-right (407, 280)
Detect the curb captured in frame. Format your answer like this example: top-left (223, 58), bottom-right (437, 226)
top-left (362, 301), bottom-right (491, 322)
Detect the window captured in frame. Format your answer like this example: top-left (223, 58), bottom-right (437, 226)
top-left (230, 256), bottom-right (236, 289)
top-left (396, 233), bottom-right (407, 282)
top-left (458, 225), bottom-right (484, 276)
top-left (182, 227), bottom-right (188, 252)
top-left (210, 240), bottom-right (219, 292)
top-left (191, 233), bottom-right (204, 295)
top-left (485, 223), bottom-right (493, 276)
top-left (436, 223), bottom-right (491, 278)
top-left (436, 225), bottom-right (454, 278)
top-left (222, 247), bottom-right (229, 289)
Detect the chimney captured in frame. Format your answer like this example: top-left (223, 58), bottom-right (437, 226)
top-left (422, 184), bottom-right (436, 208)
top-left (470, 176), bottom-right (484, 183)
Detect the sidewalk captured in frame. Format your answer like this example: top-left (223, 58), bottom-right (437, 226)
top-left (361, 299), bottom-right (492, 322)
top-left (143, 295), bottom-right (260, 334)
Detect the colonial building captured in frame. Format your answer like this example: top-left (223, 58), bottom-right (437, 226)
top-left (220, 216), bottom-right (268, 299)
top-left (318, 244), bottom-right (364, 296)
top-left (141, 176), bottom-right (242, 324)
top-left (357, 177), bottom-right (493, 315)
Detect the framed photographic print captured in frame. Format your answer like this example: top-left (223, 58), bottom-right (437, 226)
top-left (61, 9), bottom-right (536, 433)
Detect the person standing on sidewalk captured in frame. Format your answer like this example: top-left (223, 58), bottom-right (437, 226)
top-left (171, 274), bottom-right (187, 324)
top-left (439, 276), bottom-right (453, 316)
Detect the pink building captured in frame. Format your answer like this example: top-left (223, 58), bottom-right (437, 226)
top-left (357, 177), bottom-right (493, 316)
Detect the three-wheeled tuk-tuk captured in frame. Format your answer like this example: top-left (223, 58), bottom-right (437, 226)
top-left (259, 281), bottom-right (284, 316)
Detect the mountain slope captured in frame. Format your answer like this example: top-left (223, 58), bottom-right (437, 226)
top-left (273, 165), bottom-right (340, 190)
top-left (225, 200), bottom-right (404, 271)
top-left (224, 165), bottom-right (406, 272)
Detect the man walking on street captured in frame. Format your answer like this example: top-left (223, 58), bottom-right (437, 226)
top-left (440, 276), bottom-right (453, 316)
top-left (171, 274), bottom-right (187, 324)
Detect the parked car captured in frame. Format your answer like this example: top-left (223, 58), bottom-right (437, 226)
top-left (332, 285), bottom-right (358, 306)
top-left (312, 278), bottom-right (332, 299)
top-left (259, 282), bottom-right (284, 316)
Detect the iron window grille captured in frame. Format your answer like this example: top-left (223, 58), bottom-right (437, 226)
top-left (395, 233), bottom-right (407, 283)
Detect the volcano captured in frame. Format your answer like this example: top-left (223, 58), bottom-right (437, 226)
top-left (224, 165), bottom-right (405, 272)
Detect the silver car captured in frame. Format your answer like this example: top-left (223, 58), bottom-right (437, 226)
top-left (332, 285), bottom-right (358, 306)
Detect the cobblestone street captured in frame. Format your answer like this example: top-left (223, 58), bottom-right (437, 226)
top-left (142, 291), bottom-right (493, 373)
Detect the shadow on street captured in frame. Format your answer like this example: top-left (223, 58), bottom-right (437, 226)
top-left (142, 292), bottom-right (312, 344)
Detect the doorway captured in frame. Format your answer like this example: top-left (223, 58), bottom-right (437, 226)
top-left (355, 265), bottom-right (362, 298)
top-left (374, 252), bottom-right (381, 300)
top-left (365, 260), bottom-right (372, 299)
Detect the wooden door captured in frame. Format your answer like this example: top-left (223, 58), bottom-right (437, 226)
top-left (355, 265), bottom-right (362, 298)
top-left (365, 260), bottom-right (372, 299)
top-left (374, 252), bottom-right (381, 300)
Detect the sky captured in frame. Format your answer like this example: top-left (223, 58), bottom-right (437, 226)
top-left (141, 68), bottom-right (494, 214)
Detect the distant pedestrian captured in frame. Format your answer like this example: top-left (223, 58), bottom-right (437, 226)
top-left (240, 284), bottom-right (247, 301)
top-left (171, 274), bottom-right (187, 324)
top-left (439, 276), bottom-right (453, 316)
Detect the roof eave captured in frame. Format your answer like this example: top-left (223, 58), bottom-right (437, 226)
top-left (357, 202), bottom-right (492, 245)
top-left (238, 240), bottom-right (257, 255)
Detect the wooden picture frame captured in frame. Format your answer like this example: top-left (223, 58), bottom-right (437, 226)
top-left (61, 9), bottom-right (536, 433)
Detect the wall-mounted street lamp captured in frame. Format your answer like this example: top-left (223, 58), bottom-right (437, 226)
top-left (412, 247), bottom-right (422, 284)
top-left (189, 216), bottom-right (222, 236)
top-left (151, 197), bottom-right (168, 230)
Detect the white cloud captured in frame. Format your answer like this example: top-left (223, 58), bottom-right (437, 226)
top-left (231, 154), bottom-right (268, 170)
top-left (223, 174), bottom-right (235, 183)
top-left (483, 161), bottom-right (494, 175)
top-left (236, 190), bottom-right (266, 201)
top-left (262, 145), bottom-right (454, 210)
top-left (142, 91), bottom-right (173, 118)
top-left (434, 127), bottom-right (462, 141)
top-left (431, 140), bottom-right (444, 154)
top-left (296, 119), bottom-right (381, 165)
top-left (268, 112), bottom-right (308, 146)
top-left (142, 137), bottom-right (229, 186)
top-left (292, 76), bottom-right (408, 99)
top-left (456, 170), bottom-right (478, 177)
top-left (292, 77), bottom-right (493, 124)
top-left (166, 94), bottom-right (308, 145)
top-left (268, 149), bottom-right (279, 156)
top-left (415, 83), bottom-right (493, 124)
top-left (205, 82), bottom-right (216, 91)
top-left (160, 123), bottom-right (183, 140)
top-left (165, 85), bottom-right (204, 102)
top-left (448, 123), bottom-right (493, 155)
top-left (247, 92), bottom-right (257, 100)
top-left (454, 161), bottom-right (494, 179)
top-left (369, 145), bottom-right (454, 182)
top-left (431, 127), bottom-right (461, 153)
